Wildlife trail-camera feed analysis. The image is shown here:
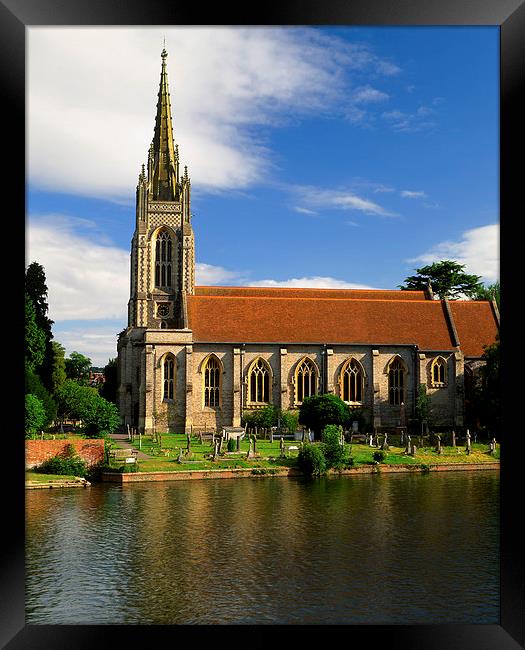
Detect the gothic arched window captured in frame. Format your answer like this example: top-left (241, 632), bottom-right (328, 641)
top-left (294, 358), bottom-right (318, 405)
top-left (248, 358), bottom-right (271, 405)
top-left (430, 356), bottom-right (447, 386)
top-left (203, 355), bottom-right (221, 408)
top-left (163, 355), bottom-right (175, 401)
top-left (388, 356), bottom-right (406, 405)
top-left (155, 230), bottom-right (173, 288)
top-left (340, 358), bottom-right (364, 403)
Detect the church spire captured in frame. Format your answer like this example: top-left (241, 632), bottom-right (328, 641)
top-left (150, 47), bottom-right (179, 201)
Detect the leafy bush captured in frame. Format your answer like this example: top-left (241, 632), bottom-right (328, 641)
top-left (25, 394), bottom-right (47, 437)
top-left (297, 443), bottom-right (327, 477)
top-left (373, 450), bottom-right (386, 463)
top-left (36, 444), bottom-right (87, 477)
top-left (227, 437), bottom-right (236, 452)
top-left (322, 424), bottom-right (347, 469)
top-left (299, 394), bottom-right (349, 439)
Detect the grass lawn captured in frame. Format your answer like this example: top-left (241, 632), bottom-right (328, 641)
top-left (109, 433), bottom-right (499, 473)
top-left (26, 471), bottom-right (80, 483)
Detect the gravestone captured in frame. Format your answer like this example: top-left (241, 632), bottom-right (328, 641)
top-left (405, 434), bottom-right (411, 455)
top-left (436, 433), bottom-right (442, 455)
top-left (451, 430), bottom-right (456, 447)
top-left (280, 436), bottom-right (285, 457)
top-left (381, 432), bottom-right (389, 451)
top-left (465, 430), bottom-right (471, 455)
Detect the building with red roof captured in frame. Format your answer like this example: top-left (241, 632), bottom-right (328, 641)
top-left (117, 50), bottom-right (499, 436)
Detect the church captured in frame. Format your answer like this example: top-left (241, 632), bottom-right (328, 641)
top-left (116, 49), bottom-right (499, 436)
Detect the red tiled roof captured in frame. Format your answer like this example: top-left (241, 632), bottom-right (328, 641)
top-left (194, 286), bottom-right (428, 301)
top-left (187, 295), bottom-right (461, 350)
top-left (447, 301), bottom-right (499, 357)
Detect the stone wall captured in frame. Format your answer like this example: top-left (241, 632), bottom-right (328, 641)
top-left (25, 439), bottom-right (105, 469)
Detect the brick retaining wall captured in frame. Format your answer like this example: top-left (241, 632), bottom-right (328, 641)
top-left (26, 439), bottom-right (105, 469)
top-left (102, 462), bottom-right (499, 484)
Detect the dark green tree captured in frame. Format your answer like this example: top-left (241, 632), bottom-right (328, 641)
top-left (298, 393), bottom-right (349, 439)
top-left (399, 260), bottom-right (484, 299)
top-left (49, 341), bottom-right (68, 394)
top-left (472, 281), bottom-right (500, 310)
top-left (25, 262), bottom-right (55, 389)
top-left (25, 293), bottom-right (46, 373)
top-left (99, 358), bottom-right (118, 403)
top-left (65, 351), bottom-right (92, 384)
top-left (474, 334), bottom-right (500, 438)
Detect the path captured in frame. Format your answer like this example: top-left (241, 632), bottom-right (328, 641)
top-left (108, 432), bottom-right (152, 460)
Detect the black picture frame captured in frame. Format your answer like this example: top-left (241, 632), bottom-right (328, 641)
top-left (3, 0), bottom-right (523, 647)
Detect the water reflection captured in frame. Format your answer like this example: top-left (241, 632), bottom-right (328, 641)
top-left (26, 471), bottom-right (499, 625)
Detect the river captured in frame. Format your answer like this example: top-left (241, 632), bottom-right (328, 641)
top-left (25, 470), bottom-right (499, 625)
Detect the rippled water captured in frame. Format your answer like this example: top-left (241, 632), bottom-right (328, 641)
top-left (25, 471), bottom-right (499, 625)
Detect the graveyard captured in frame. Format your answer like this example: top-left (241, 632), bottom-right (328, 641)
top-left (105, 428), bottom-right (500, 475)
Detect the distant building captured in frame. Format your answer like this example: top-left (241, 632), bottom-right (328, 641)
top-left (89, 369), bottom-right (105, 387)
top-left (117, 49), bottom-right (499, 435)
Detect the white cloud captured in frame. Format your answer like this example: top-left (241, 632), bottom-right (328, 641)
top-left (381, 106), bottom-right (437, 133)
top-left (195, 263), bottom-right (248, 285)
top-left (292, 185), bottom-right (398, 217)
top-left (28, 27), bottom-right (399, 201)
top-left (53, 324), bottom-right (124, 368)
top-left (352, 85), bottom-right (389, 104)
top-left (408, 223), bottom-right (499, 283)
top-left (248, 276), bottom-right (378, 289)
top-left (293, 206), bottom-right (319, 215)
top-left (400, 190), bottom-right (427, 199)
top-left (26, 215), bottom-right (130, 321)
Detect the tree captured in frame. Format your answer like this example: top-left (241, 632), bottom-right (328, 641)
top-left (414, 383), bottom-right (433, 432)
top-left (474, 334), bottom-right (500, 438)
top-left (56, 380), bottom-right (98, 422)
top-left (56, 379), bottom-right (120, 436)
top-left (25, 394), bottom-right (47, 438)
top-left (49, 341), bottom-right (68, 394)
top-left (298, 393), bottom-right (350, 439)
top-left (82, 395), bottom-right (120, 438)
top-left (25, 368), bottom-right (57, 427)
top-left (25, 262), bottom-right (55, 389)
top-left (25, 293), bottom-right (46, 373)
top-left (280, 410), bottom-right (299, 435)
top-left (65, 351), bottom-right (92, 384)
top-left (99, 358), bottom-right (117, 403)
top-left (472, 281), bottom-right (500, 310)
top-left (399, 260), bottom-right (484, 299)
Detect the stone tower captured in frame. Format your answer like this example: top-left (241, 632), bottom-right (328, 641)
top-left (118, 48), bottom-right (195, 431)
top-left (128, 47), bottom-right (195, 331)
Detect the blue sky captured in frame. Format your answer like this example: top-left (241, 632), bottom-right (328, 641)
top-left (26, 26), bottom-right (499, 367)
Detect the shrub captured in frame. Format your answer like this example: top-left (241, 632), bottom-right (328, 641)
top-left (297, 443), bottom-right (327, 477)
top-left (299, 394), bottom-right (349, 439)
top-left (25, 394), bottom-right (47, 438)
top-left (36, 445), bottom-right (87, 477)
top-left (227, 437), bottom-right (236, 452)
top-left (322, 424), bottom-right (347, 469)
top-left (25, 370), bottom-right (57, 426)
top-left (373, 450), bottom-right (386, 463)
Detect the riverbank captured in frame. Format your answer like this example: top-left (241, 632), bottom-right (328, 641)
top-left (101, 461), bottom-right (500, 483)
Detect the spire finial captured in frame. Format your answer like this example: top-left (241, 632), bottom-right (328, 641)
top-left (161, 38), bottom-right (167, 61)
